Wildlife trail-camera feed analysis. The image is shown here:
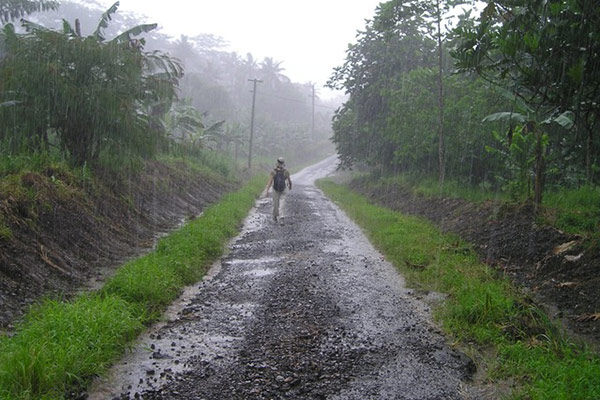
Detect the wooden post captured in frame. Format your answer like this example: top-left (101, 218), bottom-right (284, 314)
top-left (248, 78), bottom-right (262, 169)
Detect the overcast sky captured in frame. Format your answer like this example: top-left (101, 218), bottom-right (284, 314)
top-left (93, 0), bottom-right (383, 99)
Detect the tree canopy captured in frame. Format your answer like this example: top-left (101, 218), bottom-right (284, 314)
top-left (0, 2), bottom-right (182, 166)
top-left (0, 0), bottom-right (59, 24)
top-left (327, 0), bottom-right (599, 203)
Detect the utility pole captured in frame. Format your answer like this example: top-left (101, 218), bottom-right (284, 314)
top-left (248, 78), bottom-right (262, 169)
top-left (310, 84), bottom-right (315, 140)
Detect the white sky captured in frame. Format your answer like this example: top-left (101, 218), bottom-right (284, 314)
top-left (94, 0), bottom-right (383, 99)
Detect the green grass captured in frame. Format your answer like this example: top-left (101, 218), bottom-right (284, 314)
top-left (0, 174), bottom-right (265, 400)
top-left (157, 149), bottom-right (235, 180)
top-left (358, 172), bottom-right (599, 240)
top-left (0, 295), bottom-right (144, 400)
top-left (370, 174), bottom-right (505, 203)
top-left (0, 149), bottom-right (64, 177)
top-left (317, 179), bottom-right (600, 400)
top-left (0, 214), bottom-right (13, 240)
top-left (542, 185), bottom-right (600, 237)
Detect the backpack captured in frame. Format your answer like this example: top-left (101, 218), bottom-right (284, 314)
top-left (273, 168), bottom-right (286, 192)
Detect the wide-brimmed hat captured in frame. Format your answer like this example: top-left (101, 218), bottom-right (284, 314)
top-left (277, 157), bottom-right (285, 164)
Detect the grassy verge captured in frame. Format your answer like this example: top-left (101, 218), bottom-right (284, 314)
top-left (542, 185), bottom-right (600, 238)
top-left (363, 173), bottom-right (506, 204)
top-left (0, 174), bottom-right (265, 400)
top-left (317, 179), bottom-right (600, 400)
top-left (356, 173), bottom-right (599, 240)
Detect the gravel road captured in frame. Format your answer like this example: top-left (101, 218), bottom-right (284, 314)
top-left (88, 156), bottom-right (476, 400)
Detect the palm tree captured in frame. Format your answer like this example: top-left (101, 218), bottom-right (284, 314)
top-left (243, 53), bottom-right (258, 74)
top-left (172, 35), bottom-right (201, 73)
top-left (259, 57), bottom-right (289, 90)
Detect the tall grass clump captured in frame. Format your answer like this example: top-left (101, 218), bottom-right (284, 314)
top-left (161, 145), bottom-right (234, 179)
top-left (0, 294), bottom-right (144, 400)
top-left (360, 172), bottom-right (600, 242)
top-left (543, 185), bottom-right (600, 237)
top-left (317, 179), bottom-right (600, 400)
top-left (0, 174), bottom-right (265, 400)
top-left (0, 214), bottom-right (13, 241)
top-left (353, 173), bottom-right (506, 205)
top-left (0, 144), bottom-right (61, 177)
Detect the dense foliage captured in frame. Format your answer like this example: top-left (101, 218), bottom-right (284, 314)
top-left (453, 0), bottom-right (600, 203)
top-left (0, 2), bottom-right (182, 167)
top-left (328, 0), bottom-right (600, 204)
top-left (0, 0), bottom-right (58, 24)
top-left (0, 0), bottom-right (335, 173)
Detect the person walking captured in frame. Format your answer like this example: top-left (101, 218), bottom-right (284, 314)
top-left (265, 157), bottom-right (292, 222)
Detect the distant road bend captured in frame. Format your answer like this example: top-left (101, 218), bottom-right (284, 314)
top-left (89, 156), bottom-right (476, 400)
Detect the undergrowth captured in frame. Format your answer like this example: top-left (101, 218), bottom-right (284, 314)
top-left (0, 174), bottom-right (265, 400)
top-left (157, 149), bottom-right (235, 180)
top-left (317, 179), bottom-right (600, 400)
top-left (355, 173), bottom-right (599, 239)
top-left (0, 215), bottom-right (13, 240)
top-left (370, 173), bottom-right (505, 203)
top-left (542, 185), bottom-right (600, 238)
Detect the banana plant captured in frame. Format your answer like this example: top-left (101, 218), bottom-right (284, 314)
top-left (483, 88), bottom-right (574, 207)
top-left (166, 101), bottom-right (205, 143)
top-left (0, 0), bottom-right (58, 24)
top-left (0, 1), bottom-right (182, 166)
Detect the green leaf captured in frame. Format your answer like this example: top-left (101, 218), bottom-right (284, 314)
top-left (567, 58), bottom-right (585, 84)
top-left (481, 2), bottom-right (497, 21)
top-left (482, 112), bottom-right (526, 124)
top-left (111, 23), bottom-right (158, 44)
top-left (62, 19), bottom-right (76, 36)
top-left (495, 87), bottom-right (533, 115)
top-left (20, 19), bottom-right (49, 32)
top-left (204, 120), bottom-right (226, 135)
top-left (523, 32), bottom-right (539, 51)
top-left (94, 1), bottom-right (120, 42)
top-left (0, 100), bottom-right (21, 107)
top-left (541, 111), bottom-right (574, 129)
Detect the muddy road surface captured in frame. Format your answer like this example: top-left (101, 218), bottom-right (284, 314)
top-left (89, 156), bottom-right (475, 400)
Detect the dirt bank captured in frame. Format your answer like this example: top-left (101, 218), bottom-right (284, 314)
top-left (349, 178), bottom-right (600, 348)
top-left (0, 161), bottom-right (237, 330)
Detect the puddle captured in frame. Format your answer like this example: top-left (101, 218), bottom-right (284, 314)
top-left (224, 256), bottom-right (282, 266)
top-left (88, 331), bottom-right (243, 400)
top-left (87, 258), bottom-right (234, 399)
top-left (243, 268), bottom-right (276, 277)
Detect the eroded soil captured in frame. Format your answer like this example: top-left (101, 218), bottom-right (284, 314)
top-left (0, 161), bottom-right (235, 330)
top-left (350, 178), bottom-right (600, 348)
top-left (88, 157), bottom-right (478, 400)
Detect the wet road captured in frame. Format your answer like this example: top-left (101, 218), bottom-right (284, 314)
top-left (89, 156), bottom-right (474, 399)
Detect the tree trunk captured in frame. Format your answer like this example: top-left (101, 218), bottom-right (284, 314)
top-left (436, 0), bottom-right (445, 189)
top-left (586, 125), bottom-right (592, 184)
top-left (534, 128), bottom-right (544, 209)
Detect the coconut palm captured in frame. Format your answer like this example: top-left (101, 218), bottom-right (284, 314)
top-left (259, 57), bottom-right (289, 90)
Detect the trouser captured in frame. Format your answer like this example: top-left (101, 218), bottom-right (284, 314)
top-left (272, 190), bottom-right (284, 218)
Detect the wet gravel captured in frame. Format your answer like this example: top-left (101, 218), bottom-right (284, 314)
top-left (88, 157), bottom-right (476, 400)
